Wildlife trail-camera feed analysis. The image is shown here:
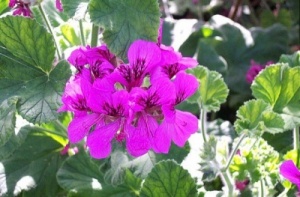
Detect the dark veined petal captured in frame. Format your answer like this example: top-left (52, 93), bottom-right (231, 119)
top-left (126, 113), bottom-right (158, 157)
top-left (87, 120), bottom-right (121, 159)
top-left (173, 71), bottom-right (199, 104)
top-left (68, 113), bottom-right (102, 143)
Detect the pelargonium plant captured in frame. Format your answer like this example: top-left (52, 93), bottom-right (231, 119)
top-left (0, 0), bottom-right (299, 196)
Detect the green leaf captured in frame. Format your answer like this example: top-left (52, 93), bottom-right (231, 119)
top-left (0, 116), bottom-right (29, 160)
top-left (0, 97), bottom-right (17, 146)
top-left (260, 9), bottom-right (292, 28)
top-left (57, 151), bottom-right (105, 194)
top-left (188, 66), bottom-right (229, 112)
top-left (0, 16), bottom-right (55, 73)
top-left (89, 0), bottom-right (160, 59)
top-left (196, 41), bottom-right (227, 74)
top-left (0, 0), bottom-right (9, 15)
top-left (234, 99), bottom-right (285, 136)
top-left (251, 64), bottom-right (300, 130)
top-left (98, 169), bottom-right (142, 197)
top-left (140, 160), bottom-right (197, 197)
top-left (279, 51), bottom-right (300, 68)
top-left (61, 0), bottom-right (89, 20)
top-left (0, 126), bottom-right (65, 197)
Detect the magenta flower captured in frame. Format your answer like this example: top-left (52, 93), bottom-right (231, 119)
top-left (246, 60), bottom-right (273, 84)
top-left (9, 0), bottom-right (32, 17)
top-left (55, 0), bottom-right (63, 12)
top-left (61, 39), bottom-right (199, 159)
top-left (87, 90), bottom-right (130, 159)
top-left (235, 179), bottom-right (250, 191)
top-left (154, 71), bottom-right (199, 153)
top-left (280, 160), bottom-right (300, 191)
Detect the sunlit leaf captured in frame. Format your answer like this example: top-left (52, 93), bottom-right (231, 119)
top-left (234, 99), bottom-right (284, 136)
top-left (188, 66), bottom-right (229, 112)
top-left (140, 160), bottom-right (197, 197)
top-left (251, 64), bottom-right (300, 130)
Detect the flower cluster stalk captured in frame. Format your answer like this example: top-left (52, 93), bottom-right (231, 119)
top-left (91, 24), bottom-right (99, 47)
top-left (79, 20), bottom-right (86, 46)
top-left (38, 4), bottom-right (62, 60)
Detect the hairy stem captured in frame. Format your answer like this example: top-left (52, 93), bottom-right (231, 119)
top-left (224, 133), bottom-right (246, 171)
top-left (79, 20), bottom-right (86, 46)
top-left (260, 179), bottom-right (265, 197)
top-left (38, 4), bottom-right (62, 60)
top-left (294, 127), bottom-right (299, 165)
top-left (91, 24), bottom-right (99, 47)
top-left (220, 169), bottom-right (234, 196)
top-left (200, 105), bottom-right (207, 143)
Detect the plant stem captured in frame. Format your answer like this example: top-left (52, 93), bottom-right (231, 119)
top-left (79, 20), bottom-right (86, 46)
top-left (200, 105), bottom-right (207, 143)
top-left (224, 133), bottom-right (246, 171)
top-left (220, 169), bottom-right (234, 196)
top-left (294, 127), bottom-right (299, 165)
top-left (260, 179), bottom-right (264, 197)
top-left (245, 0), bottom-right (260, 25)
top-left (38, 4), bottom-right (62, 60)
top-left (91, 24), bottom-right (99, 47)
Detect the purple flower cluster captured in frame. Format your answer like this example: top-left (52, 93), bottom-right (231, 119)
top-left (246, 60), bottom-right (273, 84)
top-left (8, 0), bottom-right (63, 17)
top-left (60, 40), bottom-right (199, 159)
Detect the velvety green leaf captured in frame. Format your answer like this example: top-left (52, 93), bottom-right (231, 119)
top-left (0, 126), bottom-right (65, 197)
top-left (184, 15), bottom-right (288, 95)
top-left (0, 46), bottom-right (71, 124)
top-left (197, 41), bottom-right (227, 74)
top-left (0, 116), bottom-right (29, 160)
top-left (188, 66), bottom-right (229, 112)
top-left (57, 151), bottom-right (105, 194)
top-left (140, 160), bottom-right (197, 197)
top-left (279, 51), bottom-right (300, 67)
top-left (260, 9), bottom-right (292, 28)
top-left (251, 64), bottom-right (300, 130)
top-left (61, 0), bottom-right (89, 20)
top-left (0, 97), bottom-right (17, 146)
top-left (179, 30), bottom-right (201, 57)
top-left (0, 16), bottom-right (55, 73)
top-left (89, 0), bottom-right (160, 59)
top-left (98, 169), bottom-right (141, 197)
top-left (262, 130), bottom-right (293, 153)
top-left (234, 99), bottom-right (285, 136)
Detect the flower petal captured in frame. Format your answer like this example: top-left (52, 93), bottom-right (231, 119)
top-left (128, 40), bottom-right (161, 74)
top-left (153, 121), bottom-right (172, 153)
top-left (68, 113), bottom-right (102, 143)
top-left (87, 120), bottom-right (120, 159)
top-left (280, 160), bottom-right (300, 189)
top-left (171, 110), bottom-right (198, 147)
top-left (127, 114), bottom-right (158, 157)
top-left (173, 71), bottom-right (199, 104)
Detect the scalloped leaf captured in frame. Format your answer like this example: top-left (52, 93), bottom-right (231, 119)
top-left (0, 17), bottom-right (71, 124)
top-left (188, 66), bottom-right (229, 112)
top-left (57, 151), bottom-right (105, 194)
top-left (0, 97), bottom-right (17, 146)
top-left (279, 51), bottom-right (300, 68)
top-left (89, 0), bottom-right (160, 59)
top-left (234, 99), bottom-right (285, 136)
top-left (251, 64), bottom-right (300, 130)
top-left (0, 126), bottom-right (65, 197)
top-left (140, 160), bottom-right (197, 197)
top-left (61, 0), bottom-right (89, 20)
